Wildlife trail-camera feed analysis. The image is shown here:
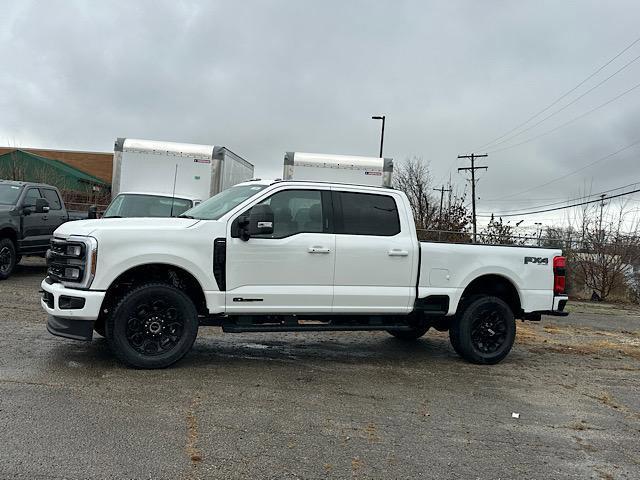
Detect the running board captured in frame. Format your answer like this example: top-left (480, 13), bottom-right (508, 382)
top-left (222, 324), bottom-right (413, 333)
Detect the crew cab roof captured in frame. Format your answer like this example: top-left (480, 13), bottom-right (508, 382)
top-left (234, 178), bottom-right (396, 191)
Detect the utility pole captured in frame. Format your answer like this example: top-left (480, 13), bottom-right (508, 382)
top-left (433, 185), bottom-right (452, 227)
top-left (458, 153), bottom-right (488, 243)
top-left (598, 194), bottom-right (607, 242)
top-left (597, 193), bottom-right (607, 299)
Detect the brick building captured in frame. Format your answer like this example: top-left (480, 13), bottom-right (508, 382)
top-left (0, 146), bottom-right (112, 183)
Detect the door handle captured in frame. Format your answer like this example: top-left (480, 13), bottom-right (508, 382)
top-left (42, 216), bottom-right (48, 221)
top-left (308, 246), bottom-right (331, 254)
top-left (388, 249), bottom-right (409, 257)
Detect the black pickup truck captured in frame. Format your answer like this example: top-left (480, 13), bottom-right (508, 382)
top-left (0, 180), bottom-right (94, 280)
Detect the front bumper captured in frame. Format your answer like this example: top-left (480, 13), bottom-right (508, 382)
top-left (47, 315), bottom-right (94, 341)
top-left (40, 279), bottom-right (106, 322)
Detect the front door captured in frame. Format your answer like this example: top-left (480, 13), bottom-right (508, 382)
top-left (20, 187), bottom-right (50, 252)
top-left (225, 187), bottom-right (335, 313)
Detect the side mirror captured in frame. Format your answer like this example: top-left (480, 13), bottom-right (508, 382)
top-left (87, 205), bottom-right (98, 219)
top-left (240, 204), bottom-right (274, 240)
top-left (35, 198), bottom-right (50, 213)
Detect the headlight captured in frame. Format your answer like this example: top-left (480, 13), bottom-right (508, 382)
top-left (47, 236), bottom-right (98, 289)
top-left (66, 244), bottom-right (84, 257)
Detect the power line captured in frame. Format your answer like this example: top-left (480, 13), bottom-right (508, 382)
top-left (477, 187), bottom-right (640, 218)
top-left (487, 80), bottom-right (640, 154)
top-left (484, 52), bottom-right (640, 150)
top-left (480, 180), bottom-right (640, 215)
top-left (486, 137), bottom-right (640, 201)
top-left (475, 34), bottom-right (640, 151)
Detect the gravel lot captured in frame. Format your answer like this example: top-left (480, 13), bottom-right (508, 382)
top-left (0, 258), bottom-right (639, 479)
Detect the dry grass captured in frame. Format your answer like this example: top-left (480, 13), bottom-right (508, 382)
top-left (517, 323), bottom-right (640, 361)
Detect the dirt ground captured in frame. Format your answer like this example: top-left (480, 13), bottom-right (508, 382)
top-left (0, 258), bottom-right (638, 479)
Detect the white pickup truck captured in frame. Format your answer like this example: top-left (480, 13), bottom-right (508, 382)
top-left (41, 176), bottom-right (568, 369)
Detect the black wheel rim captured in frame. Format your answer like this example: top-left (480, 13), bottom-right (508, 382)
top-left (125, 297), bottom-right (184, 356)
top-left (0, 246), bottom-right (12, 274)
top-left (470, 306), bottom-right (508, 354)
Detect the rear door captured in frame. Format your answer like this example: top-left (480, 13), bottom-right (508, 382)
top-left (225, 187), bottom-right (335, 313)
top-left (332, 189), bottom-right (415, 313)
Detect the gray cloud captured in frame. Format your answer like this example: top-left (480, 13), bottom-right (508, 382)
top-left (1, 0), bottom-right (639, 226)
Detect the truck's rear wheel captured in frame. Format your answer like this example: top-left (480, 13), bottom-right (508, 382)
top-left (387, 325), bottom-right (430, 340)
top-left (106, 283), bottom-right (199, 369)
top-left (0, 238), bottom-right (17, 280)
top-left (449, 296), bottom-right (515, 364)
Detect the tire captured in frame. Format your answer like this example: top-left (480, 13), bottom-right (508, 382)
top-left (449, 295), bottom-right (515, 365)
top-left (106, 283), bottom-right (199, 369)
top-left (0, 238), bottom-right (17, 280)
top-left (387, 324), bottom-right (430, 341)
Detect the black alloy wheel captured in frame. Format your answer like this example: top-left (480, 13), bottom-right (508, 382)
top-left (470, 307), bottom-right (508, 354)
top-left (125, 298), bottom-right (185, 355)
top-left (0, 239), bottom-right (16, 280)
top-left (106, 283), bottom-right (198, 369)
top-left (449, 295), bottom-right (516, 365)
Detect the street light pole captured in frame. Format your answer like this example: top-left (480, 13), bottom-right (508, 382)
top-left (534, 222), bottom-right (543, 246)
top-left (371, 115), bottom-right (386, 157)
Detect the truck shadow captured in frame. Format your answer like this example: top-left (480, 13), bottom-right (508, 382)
top-left (46, 331), bottom-right (526, 372)
top-left (183, 333), bottom-right (457, 368)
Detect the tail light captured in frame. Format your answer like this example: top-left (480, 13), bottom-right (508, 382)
top-left (553, 256), bottom-right (566, 295)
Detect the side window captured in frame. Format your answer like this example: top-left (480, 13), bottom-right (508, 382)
top-left (41, 189), bottom-right (62, 210)
top-left (335, 192), bottom-right (400, 236)
top-left (23, 188), bottom-right (42, 207)
top-left (254, 189), bottom-right (324, 238)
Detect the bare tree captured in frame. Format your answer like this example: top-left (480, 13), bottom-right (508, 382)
top-left (393, 156), bottom-right (436, 230)
top-left (480, 215), bottom-right (524, 245)
top-left (570, 198), bottom-right (640, 301)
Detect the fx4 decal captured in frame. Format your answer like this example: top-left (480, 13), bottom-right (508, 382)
top-left (524, 256), bottom-right (549, 265)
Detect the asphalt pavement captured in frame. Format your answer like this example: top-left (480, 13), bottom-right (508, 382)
top-left (0, 258), bottom-right (638, 479)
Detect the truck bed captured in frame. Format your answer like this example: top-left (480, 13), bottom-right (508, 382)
top-left (418, 241), bottom-right (561, 315)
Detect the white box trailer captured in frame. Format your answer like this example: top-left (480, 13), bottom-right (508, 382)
top-left (283, 152), bottom-right (393, 187)
top-left (112, 138), bottom-right (254, 204)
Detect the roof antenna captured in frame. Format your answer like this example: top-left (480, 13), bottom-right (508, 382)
top-left (169, 164), bottom-right (178, 217)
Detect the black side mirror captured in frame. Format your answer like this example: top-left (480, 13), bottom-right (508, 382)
top-left (35, 198), bottom-right (50, 214)
top-left (239, 204), bottom-right (274, 240)
top-left (87, 205), bottom-right (98, 219)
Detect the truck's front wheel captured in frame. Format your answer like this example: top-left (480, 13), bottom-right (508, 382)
top-left (0, 238), bottom-right (17, 280)
top-left (449, 296), bottom-right (515, 364)
top-left (106, 283), bottom-right (199, 369)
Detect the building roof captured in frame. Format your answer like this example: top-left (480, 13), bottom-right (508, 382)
top-left (0, 146), bottom-right (112, 182)
top-left (0, 149), bottom-right (109, 193)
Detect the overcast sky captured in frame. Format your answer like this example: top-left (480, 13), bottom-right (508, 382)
top-left (1, 0), bottom-right (639, 228)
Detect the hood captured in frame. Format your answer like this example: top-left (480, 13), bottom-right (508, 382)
top-left (0, 205), bottom-right (15, 214)
top-left (54, 217), bottom-right (202, 238)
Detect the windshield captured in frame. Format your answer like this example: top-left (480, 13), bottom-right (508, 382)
top-left (183, 184), bottom-right (267, 220)
top-left (103, 194), bottom-right (193, 218)
top-left (0, 184), bottom-right (23, 205)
